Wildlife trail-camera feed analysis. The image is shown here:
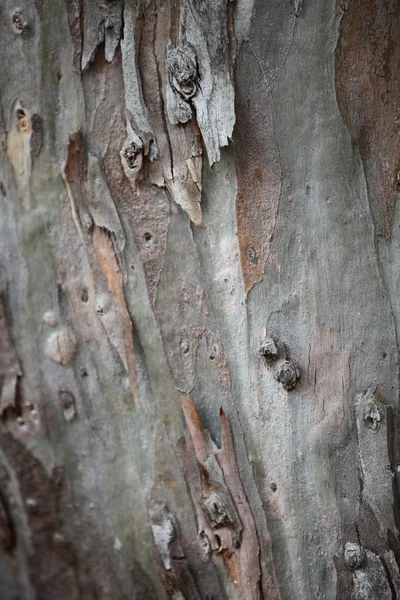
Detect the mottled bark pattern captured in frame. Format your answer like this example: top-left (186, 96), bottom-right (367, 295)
top-left (0, 0), bottom-right (399, 599)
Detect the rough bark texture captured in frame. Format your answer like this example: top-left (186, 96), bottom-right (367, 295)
top-left (0, 0), bottom-right (399, 599)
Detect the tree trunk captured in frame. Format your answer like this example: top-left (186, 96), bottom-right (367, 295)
top-left (0, 0), bottom-right (399, 598)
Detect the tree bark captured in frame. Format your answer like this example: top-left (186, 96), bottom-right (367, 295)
top-left (0, 0), bottom-right (399, 598)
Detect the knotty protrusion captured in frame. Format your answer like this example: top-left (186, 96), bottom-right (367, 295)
top-left (274, 360), bottom-right (300, 391)
top-left (344, 542), bottom-right (366, 570)
top-left (11, 9), bottom-right (27, 34)
top-left (260, 333), bottom-right (300, 391)
top-left (166, 43), bottom-right (198, 125)
top-left (120, 122), bottom-right (144, 190)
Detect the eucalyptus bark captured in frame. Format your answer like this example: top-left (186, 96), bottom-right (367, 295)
top-left (0, 1), bottom-right (399, 599)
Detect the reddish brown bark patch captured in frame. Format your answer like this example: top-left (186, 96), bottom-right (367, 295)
top-left (233, 43), bottom-right (281, 293)
top-left (0, 434), bottom-right (80, 600)
top-left (335, 0), bottom-right (400, 239)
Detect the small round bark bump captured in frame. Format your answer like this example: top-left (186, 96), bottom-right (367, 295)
top-left (42, 311), bottom-right (57, 327)
top-left (46, 327), bottom-right (79, 366)
top-left (95, 294), bottom-right (110, 316)
top-left (275, 360), bottom-right (300, 391)
top-left (181, 340), bottom-right (190, 355)
top-left (260, 337), bottom-right (278, 361)
top-left (344, 542), bottom-right (366, 570)
top-left (11, 9), bottom-right (27, 34)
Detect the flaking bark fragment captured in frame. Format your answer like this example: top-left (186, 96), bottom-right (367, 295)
top-left (178, 396), bottom-right (275, 599)
top-left (81, 0), bottom-right (123, 69)
top-left (181, 0), bottom-right (236, 166)
top-left (85, 153), bottom-right (126, 260)
top-left (180, 396), bottom-right (242, 551)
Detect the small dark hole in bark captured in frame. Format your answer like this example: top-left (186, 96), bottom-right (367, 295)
top-left (382, 352), bottom-right (387, 359)
top-left (270, 482), bottom-right (277, 492)
top-left (130, 264), bottom-right (135, 271)
top-left (209, 344), bottom-right (218, 360)
top-left (144, 232), bottom-right (152, 243)
top-left (16, 108), bottom-right (26, 119)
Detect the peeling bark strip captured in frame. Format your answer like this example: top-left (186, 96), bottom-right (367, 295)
top-left (63, 131), bottom-right (139, 404)
top-left (118, 0), bottom-right (235, 224)
top-left (151, 422), bottom-right (223, 599)
top-left (81, 0), bottom-right (123, 69)
top-left (93, 227), bottom-right (139, 405)
top-left (179, 395), bottom-right (281, 600)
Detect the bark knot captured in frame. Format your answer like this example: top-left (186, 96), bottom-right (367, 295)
top-left (275, 360), bottom-right (300, 391)
top-left (166, 44), bottom-right (198, 101)
top-left (344, 543), bottom-right (366, 570)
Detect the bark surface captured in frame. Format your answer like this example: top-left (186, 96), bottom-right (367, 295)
top-left (0, 0), bottom-right (399, 599)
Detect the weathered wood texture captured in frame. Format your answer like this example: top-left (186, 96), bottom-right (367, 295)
top-left (0, 0), bottom-right (399, 598)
